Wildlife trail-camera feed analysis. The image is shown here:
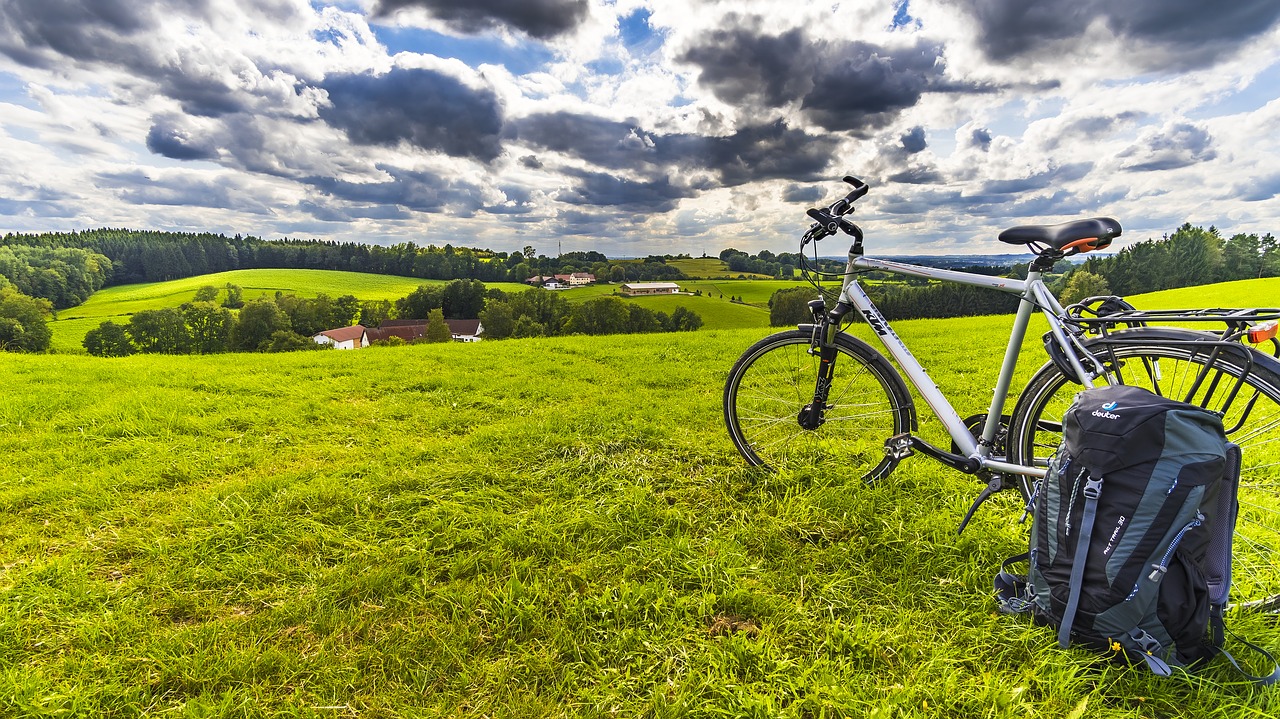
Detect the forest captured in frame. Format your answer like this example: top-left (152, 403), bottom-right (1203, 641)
top-left (0, 229), bottom-right (686, 294)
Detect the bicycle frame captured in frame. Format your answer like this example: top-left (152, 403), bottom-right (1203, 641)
top-left (829, 248), bottom-right (1101, 480)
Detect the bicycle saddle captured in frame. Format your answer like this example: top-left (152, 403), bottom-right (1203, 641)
top-left (998, 217), bottom-right (1122, 253)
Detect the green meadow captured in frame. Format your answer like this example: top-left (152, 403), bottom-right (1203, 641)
top-left (47, 270), bottom-right (531, 354)
top-left (4, 277), bottom-right (1280, 717)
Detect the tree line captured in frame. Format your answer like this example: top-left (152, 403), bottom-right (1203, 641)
top-left (0, 229), bottom-right (687, 297)
top-left (0, 245), bottom-right (112, 309)
top-left (1065, 224), bottom-right (1279, 300)
top-left (79, 280), bottom-right (703, 356)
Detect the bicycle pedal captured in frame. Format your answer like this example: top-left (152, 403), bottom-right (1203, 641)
top-left (884, 433), bottom-right (915, 460)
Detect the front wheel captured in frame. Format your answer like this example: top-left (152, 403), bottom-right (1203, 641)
top-left (1007, 328), bottom-right (1280, 611)
top-left (723, 329), bottom-right (914, 479)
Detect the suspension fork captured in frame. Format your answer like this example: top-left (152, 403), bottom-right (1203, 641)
top-left (798, 300), bottom-right (856, 430)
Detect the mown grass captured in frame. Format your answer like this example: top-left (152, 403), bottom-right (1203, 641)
top-left (4, 298), bottom-right (1279, 717)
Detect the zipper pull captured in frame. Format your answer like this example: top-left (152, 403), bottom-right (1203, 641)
top-left (1148, 564), bottom-right (1168, 582)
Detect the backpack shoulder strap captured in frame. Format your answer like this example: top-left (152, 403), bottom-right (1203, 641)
top-left (1059, 473), bottom-right (1104, 648)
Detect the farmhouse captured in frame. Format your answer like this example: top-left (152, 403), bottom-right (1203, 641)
top-left (360, 318), bottom-right (485, 344)
top-left (619, 282), bottom-right (680, 296)
top-left (312, 325), bottom-right (368, 350)
top-left (556, 272), bottom-right (596, 286)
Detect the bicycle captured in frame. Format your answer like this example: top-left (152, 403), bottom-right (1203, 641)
top-left (722, 176), bottom-right (1280, 611)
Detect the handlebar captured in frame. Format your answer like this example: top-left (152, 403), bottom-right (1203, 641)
top-left (802, 176), bottom-right (868, 246)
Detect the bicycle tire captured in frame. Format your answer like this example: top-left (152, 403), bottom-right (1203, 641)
top-left (723, 329), bottom-right (915, 479)
top-left (1008, 327), bottom-right (1280, 611)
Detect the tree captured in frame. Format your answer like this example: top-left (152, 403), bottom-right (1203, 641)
top-left (0, 288), bottom-right (52, 352)
top-left (440, 279), bottom-right (486, 319)
top-left (769, 287), bottom-right (816, 327)
top-left (182, 301), bottom-right (234, 354)
top-left (511, 316), bottom-right (546, 338)
top-left (669, 306), bottom-right (703, 332)
top-left (565, 297), bottom-right (629, 335)
top-left (425, 308), bottom-right (451, 342)
top-left (83, 321), bottom-right (135, 357)
top-left (1059, 270), bottom-right (1111, 306)
top-left (479, 301), bottom-right (514, 339)
top-left (360, 299), bottom-right (394, 326)
top-left (395, 285), bottom-right (442, 320)
top-left (222, 283), bottom-right (244, 309)
top-left (265, 330), bottom-right (324, 352)
top-left (128, 308), bottom-right (191, 354)
top-left (193, 285), bottom-right (219, 302)
top-left (232, 299), bottom-right (291, 351)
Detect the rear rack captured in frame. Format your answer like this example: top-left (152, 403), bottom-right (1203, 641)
top-left (1063, 297), bottom-right (1280, 359)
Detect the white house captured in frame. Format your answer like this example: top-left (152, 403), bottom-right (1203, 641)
top-left (313, 325), bottom-right (368, 350)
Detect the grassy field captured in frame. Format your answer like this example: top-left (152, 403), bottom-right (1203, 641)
top-left (47, 270), bottom-right (530, 354)
top-left (658, 257), bottom-right (769, 280)
top-left (4, 289), bottom-right (1279, 716)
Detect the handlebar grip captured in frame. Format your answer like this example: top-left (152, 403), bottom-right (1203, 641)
top-left (842, 176), bottom-right (869, 203)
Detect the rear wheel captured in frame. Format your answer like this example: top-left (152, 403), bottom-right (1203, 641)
top-left (1008, 329), bottom-right (1280, 611)
top-left (723, 329), bottom-right (914, 480)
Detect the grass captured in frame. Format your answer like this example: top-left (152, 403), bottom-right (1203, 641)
top-left (4, 285), bottom-right (1280, 716)
top-left (46, 270), bottom-right (530, 354)
top-left (666, 258), bottom-right (772, 279)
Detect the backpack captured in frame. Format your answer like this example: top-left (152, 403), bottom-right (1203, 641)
top-left (995, 384), bottom-right (1279, 681)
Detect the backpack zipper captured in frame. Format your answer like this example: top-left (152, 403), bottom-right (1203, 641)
top-left (1125, 512), bottom-right (1204, 600)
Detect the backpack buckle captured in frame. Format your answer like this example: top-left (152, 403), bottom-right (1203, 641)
top-left (1083, 476), bottom-right (1103, 500)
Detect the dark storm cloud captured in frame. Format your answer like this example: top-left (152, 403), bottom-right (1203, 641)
top-left (678, 19), bottom-right (985, 132)
top-left (510, 113), bottom-right (836, 188)
top-left (678, 25), bottom-right (813, 109)
top-left (372, 0), bottom-right (589, 39)
top-left (305, 166), bottom-right (486, 214)
top-left (782, 184), bottom-right (825, 204)
top-left (320, 68), bottom-right (504, 162)
top-left (1120, 123), bottom-right (1215, 172)
top-left (901, 127), bottom-right (928, 154)
top-left (556, 171), bottom-right (694, 212)
top-left (954, 0), bottom-right (1280, 68)
top-left (969, 127), bottom-right (992, 151)
top-left (146, 119), bottom-right (219, 161)
top-left (0, 0), bottom-right (149, 68)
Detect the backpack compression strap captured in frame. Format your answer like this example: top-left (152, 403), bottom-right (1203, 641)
top-left (1058, 474), bottom-right (1103, 648)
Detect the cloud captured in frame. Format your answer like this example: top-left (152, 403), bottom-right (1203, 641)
top-left (1120, 122), bottom-right (1215, 172)
top-left (95, 169), bottom-right (276, 214)
top-left (304, 166), bottom-right (488, 215)
top-left (901, 127), bottom-right (928, 154)
top-left (678, 18), bottom-right (986, 132)
top-left (951, 0), bottom-right (1280, 69)
top-left (319, 67), bottom-right (504, 162)
top-left (146, 118), bottom-right (219, 161)
top-left (782, 184), bottom-right (825, 204)
top-left (372, 0), bottom-right (590, 39)
top-left (556, 171), bottom-right (694, 212)
top-left (511, 113), bottom-right (836, 188)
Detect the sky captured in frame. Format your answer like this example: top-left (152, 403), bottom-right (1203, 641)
top-left (2, 1), bottom-right (1280, 258)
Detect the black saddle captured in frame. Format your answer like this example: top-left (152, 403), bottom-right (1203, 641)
top-left (998, 217), bottom-right (1122, 254)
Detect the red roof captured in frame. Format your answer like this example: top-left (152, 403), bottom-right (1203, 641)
top-left (317, 325), bottom-right (366, 342)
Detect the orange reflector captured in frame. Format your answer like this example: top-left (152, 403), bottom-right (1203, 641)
top-left (1248, 320), bottom-right (1279, 344)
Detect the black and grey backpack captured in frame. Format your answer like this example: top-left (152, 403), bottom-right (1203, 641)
top-left (996, 384), bottom-right (1278, 681)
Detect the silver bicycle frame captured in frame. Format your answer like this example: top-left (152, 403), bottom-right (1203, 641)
top-left (837, 251), bottom-right (1099, 479)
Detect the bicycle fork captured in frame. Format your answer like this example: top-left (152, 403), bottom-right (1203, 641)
top-left (799, 300), bottom-right (843, 430)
